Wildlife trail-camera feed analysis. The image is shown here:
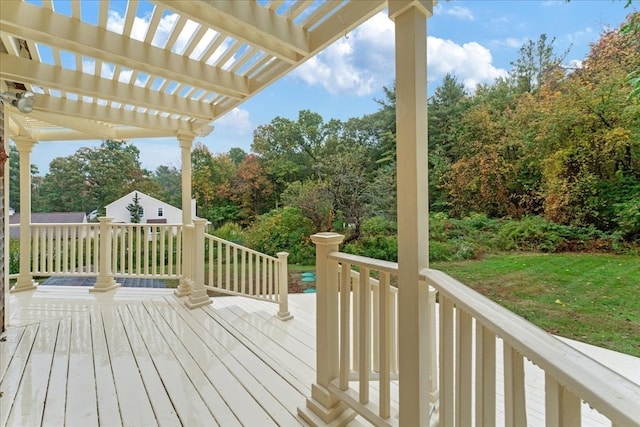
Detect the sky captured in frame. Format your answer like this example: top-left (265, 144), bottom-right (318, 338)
top-left (27, 0), bottom-right (636, 174)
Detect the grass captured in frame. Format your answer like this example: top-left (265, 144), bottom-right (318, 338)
top-left (433, 252), bottom-right (640, 357)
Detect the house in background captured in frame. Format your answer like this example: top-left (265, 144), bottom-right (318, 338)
top-left (105, 190), bottom-right (197, 224)
top-left (9, 211), bottom-right (87, 239)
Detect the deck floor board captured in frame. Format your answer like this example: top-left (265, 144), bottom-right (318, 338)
top-left (2, 286), bottom-right (639, 427)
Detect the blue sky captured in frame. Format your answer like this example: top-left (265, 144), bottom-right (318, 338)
top-left (29, 0), bottom-right (636, 174)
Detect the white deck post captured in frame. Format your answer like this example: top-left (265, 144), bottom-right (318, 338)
top-left (91, 217), bottom-right (120, 292)
top-left (11, 136), bottom-right (38, 292)
top-left (176, 132), bottom-right (194, 297)
top-left (389, 1), bottom-right (434, 425)
top-left (298, 232), bottom-right (356, 426)
top-left (276, 252), bottom-right (293, 321)
top-left (185, 218), bottom-right (211, 309)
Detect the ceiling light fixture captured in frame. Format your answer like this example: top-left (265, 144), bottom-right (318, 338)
top-left (0, 90), bottom-right (35, 113)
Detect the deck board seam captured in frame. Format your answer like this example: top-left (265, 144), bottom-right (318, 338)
top-left (163, 296), bottom-right (303, 425)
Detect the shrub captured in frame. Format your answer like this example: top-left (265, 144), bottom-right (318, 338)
top-left (245, 207), bottom-right (315, 264)
top-left (213, 222), bottom-right (245, 244)
top-left (9, 238), bottom-right (20, 274)
top-left (344, 235), bottom-right (398, 262)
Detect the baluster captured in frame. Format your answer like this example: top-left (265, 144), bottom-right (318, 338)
top-left (152, 226), bottom-right (158, 276)
top-left (359, 267), bottom-right (371, 404)
top-left (339, 262), bottom-right (352, 390)
top-left (504, 342), bottom-right (527, 427)
top-left (545, 374), bottom-right (580, 427)
top-left (379, 271), bottom-right (391, 419)
top-left (440, 294), bottom-right (455, 426)
top-left (233, 246), bottom-right (238, 293)
top-left (241, 249), bottom-right (246, 294)
top-left (353, 272), bottom-right (360, 373)
top-left (456, 310), bottom-right (473, 426)
top-left (475, 324), bottom-right (496, 427)
top-left (33, 227), bottom-right (40, 273)
top-left (372, 280), bottom-right (380, 373)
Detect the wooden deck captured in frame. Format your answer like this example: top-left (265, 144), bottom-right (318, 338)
top-left (2, 287), bottom-right (639, 426)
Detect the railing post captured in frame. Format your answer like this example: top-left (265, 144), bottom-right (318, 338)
top-left (185, 218), bottom-right (211, 309)
top-left (298, 232), bottom-right (356, 426)
top-left (175, 225), bottom-right (193, 297)
top-left (91, 217), bottom-right (120, 292)
top-left (276, 252), bottom-right (293, 321)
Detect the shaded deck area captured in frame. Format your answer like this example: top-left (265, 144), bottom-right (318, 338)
top-left (2, 287), bottom-right (638, 426)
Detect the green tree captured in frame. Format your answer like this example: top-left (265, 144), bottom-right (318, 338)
top-left (281, 180), bottom-right (333, 232)
top-left (151, 165), bottom-right (181, 208)
top-left (510, 34), bottom-right (568, 94)
top-left (127, 192), bottom-right (143, 223)
top-left (37, 140), bottom-right (154, 213)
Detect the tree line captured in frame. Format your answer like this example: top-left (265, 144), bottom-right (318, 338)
top-left (10, 14), bottom-right (639, 259)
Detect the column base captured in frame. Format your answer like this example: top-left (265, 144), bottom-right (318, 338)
top-left (297, 384), bottom-right (356, 426)
top-left (175, 277), bottom-right (193, 297)
top-left (277, 310), bottom-right (293, 321)
top-left (90, 277), bottom-right (121, 293)
top-left (184, 288), bottom-right (212, 309)
top-left (10, 278), bottom-right (38, 293)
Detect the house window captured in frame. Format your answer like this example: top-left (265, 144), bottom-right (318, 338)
top-left (158, 207), bottom-right (164, 217)
top-left (139, 207), bottom-right (144, 218)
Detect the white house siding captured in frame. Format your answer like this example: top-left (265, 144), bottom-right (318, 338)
top-left (105, 191), bottom-right (196, 224)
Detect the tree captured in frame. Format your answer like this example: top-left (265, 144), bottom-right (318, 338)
top-left (151, 165), bottom-right (181, 208)
top-left (224, 154), bottom-right (273, 223)
top-left (37, 139), bottom-right (155, 213)
top-left (510, 34), bottom-right (568, 94)
top-left (126, 192), bottom-right (143, 223)
top-left (281, 180), bottom-right (334, 232)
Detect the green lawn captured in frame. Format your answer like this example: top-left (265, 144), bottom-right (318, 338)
top-left (433, 253), bottom-right (640, 357)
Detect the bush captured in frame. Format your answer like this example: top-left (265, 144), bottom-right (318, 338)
top-left (213, 222), bottom-right (245, 244)
top-left (245, 207), bottom-right (315, 264)
top-left (9, 238), bottom-right (19, 274)
top-left (344, 235), bottom-right (398, 262)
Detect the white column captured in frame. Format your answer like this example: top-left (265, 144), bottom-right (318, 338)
top-left (298, 232), bottom-right (356, 426)
top-left (11, 136), bottom-right (38, 292)
top-left (90, 217), bottom-right (120, 292)
top-left (176, 132), bottom-right (195, 297)
top-left (184, 218), bottom-right (212, 309)
top-left (389, 1), bottom-right (434, 425)
top-left (178, 133), bottom-right (194, 225)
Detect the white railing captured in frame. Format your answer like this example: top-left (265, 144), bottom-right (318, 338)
top-left (10, 218), bottom-right (290, 317)
top-left (110, 223), bottom-right (183, 278)
top-left (331, 253), bottom-right (438, 426)
top-left (27, 222), bottom-right (99, 276)
top-left (421, 268), bottom-right (640, 427)
top-left (299, 233), bottom-right (437, 427)
top-left (203, 232), bottom-right (291, 320)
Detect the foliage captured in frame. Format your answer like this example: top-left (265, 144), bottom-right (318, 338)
top-left (213, 222), bottom-right (245, 244)
top-left (126, 192), bottom-right (143, 223)
top-left (244, 207), bottom-right (315, 264)
top-left (35, 139), bottom-right (155, 213)
top-left (9, 238), bottom-right (19, 274)
top-left (281, 180), bottom-right (334, 232)
top-left (151, 165), bottom-right (181, 208)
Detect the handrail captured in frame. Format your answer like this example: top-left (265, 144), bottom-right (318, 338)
top-left (421, 267), bottom-right (640, 426)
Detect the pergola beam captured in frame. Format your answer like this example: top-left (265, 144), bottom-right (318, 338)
top-left (0, 1), bottom-right (250, 99)
top-left (154, 0), bottom-right (310, 64)
top-left (33, 95), bottom-right (199, 136)
top-left (0, 54), bottom-right (217, 121)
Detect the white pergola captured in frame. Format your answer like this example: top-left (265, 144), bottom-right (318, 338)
top-left (1, 0), bottom-right (434, 424)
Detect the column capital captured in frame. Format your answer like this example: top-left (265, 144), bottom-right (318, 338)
top-left (12, 136), bottom-right (37, 152)
top-left (177, 132), bottom-right (195, 148)
top-left (388, 0), bottom-right (435, 21)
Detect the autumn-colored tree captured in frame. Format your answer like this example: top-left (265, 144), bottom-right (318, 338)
top-left (225, 154), bottom-right (273, 223)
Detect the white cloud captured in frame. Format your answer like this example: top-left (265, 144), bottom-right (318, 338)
top-left (215, 108), bottom-right (252, 135)
top-left (427, 37), bottom-right (508, 91)
top-left (435, 4), bottom-right (474, 20)
top-left (292, 12), bottom-right (506, 96)
top-left (291, 12), bottom-right (394, 96)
